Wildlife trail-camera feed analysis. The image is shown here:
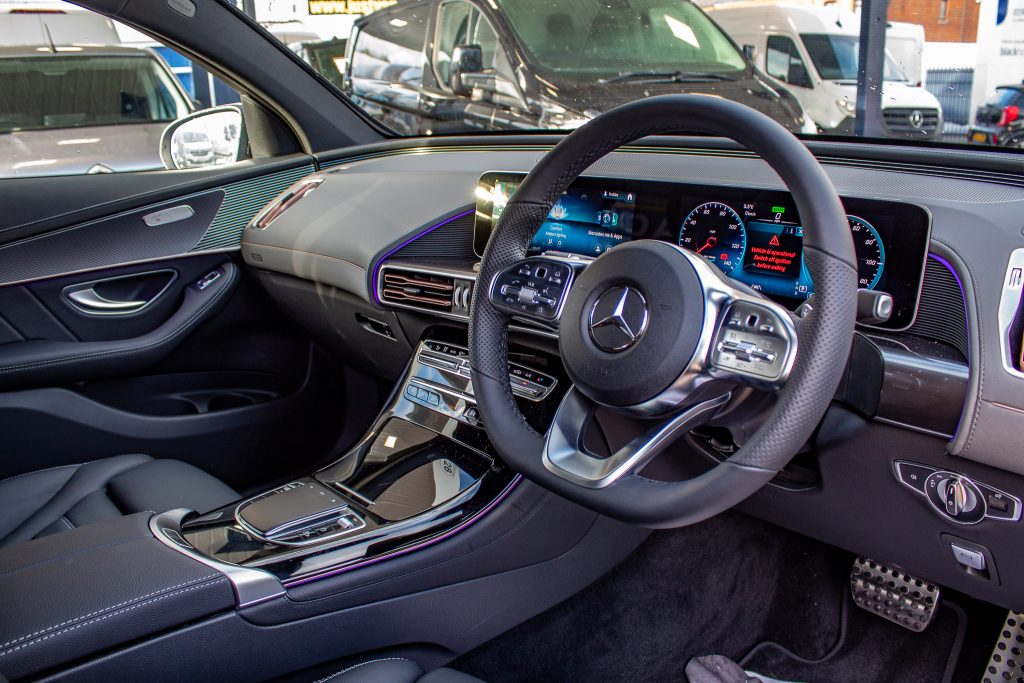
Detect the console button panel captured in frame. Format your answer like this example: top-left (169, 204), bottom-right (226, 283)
top-left (417, 341), bottom-right (557, 402)
top-left (894, 461), bottom-right (1021, 525)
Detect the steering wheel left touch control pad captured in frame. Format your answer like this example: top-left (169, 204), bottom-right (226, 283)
top-left (489, 257), bottom-right (574, 322)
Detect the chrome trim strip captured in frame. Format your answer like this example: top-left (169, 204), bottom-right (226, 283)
top-left (997, 248), bottom-right (1024, 380)
top-left (150, 508), bottom-right (285, 608)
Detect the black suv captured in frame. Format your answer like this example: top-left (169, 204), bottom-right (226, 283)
top-left (342, 0), bottom-right (811, 135)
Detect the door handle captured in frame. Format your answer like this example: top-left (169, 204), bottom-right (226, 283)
top-left (67, 288), bottom-right (149, 313)
top-left (62, 269), bottom-right (177, 317)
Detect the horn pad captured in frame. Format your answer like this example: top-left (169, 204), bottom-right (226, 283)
top-left (558, 241), bottom-right (706, 408)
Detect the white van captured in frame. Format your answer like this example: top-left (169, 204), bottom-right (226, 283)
top-left (0, 2), bottom-right (120, 45)
top-left (706, 3), bottom-right (943, 139)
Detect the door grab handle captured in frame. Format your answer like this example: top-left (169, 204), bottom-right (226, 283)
top-left (67, 289), bottom-right (149, 313)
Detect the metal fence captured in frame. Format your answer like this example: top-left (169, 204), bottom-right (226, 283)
top-left (925, 67), bottom-right (975, 141)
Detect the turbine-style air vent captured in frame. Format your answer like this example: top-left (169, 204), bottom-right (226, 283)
top-left (380, 267), bottom-right (456, 312)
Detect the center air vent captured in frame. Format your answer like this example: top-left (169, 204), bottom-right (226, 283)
top-left (379, 264), bottom-right (474, 318)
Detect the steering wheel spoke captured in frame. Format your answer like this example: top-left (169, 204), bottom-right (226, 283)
top-left (542, 388), bottom-right (731, 489)
top-left (706, 293), bottom-right (798, 392)
top-left (487, 257), bottom-right (577, 326)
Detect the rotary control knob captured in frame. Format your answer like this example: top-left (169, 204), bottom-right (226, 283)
top-left (924, 471), bottom-right (986, 524)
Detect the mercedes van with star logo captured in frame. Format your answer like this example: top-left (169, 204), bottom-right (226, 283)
top-left (706, 2), bottom-right (944, 140)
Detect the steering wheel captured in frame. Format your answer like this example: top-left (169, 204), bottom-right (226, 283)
top-left (469, 95), bottom-right (857, 528)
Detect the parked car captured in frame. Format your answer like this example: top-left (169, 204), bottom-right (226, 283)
top-left (968, 83), bottom-right (1024, 147)
top-left (0, 44), bottom-right (193, 176)
top-left (343, 0), bottom-right (814, 135)
top-left (707, 3), bottom-right (943, 139)
top-left (292, 36), bottom-right (348, 89)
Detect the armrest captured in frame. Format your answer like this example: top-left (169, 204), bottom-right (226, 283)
top-left (0, 513), bottom-right (235, 680)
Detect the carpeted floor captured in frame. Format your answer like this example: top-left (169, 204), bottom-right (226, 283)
top-left (453, 511), bottom-right (1001, 683)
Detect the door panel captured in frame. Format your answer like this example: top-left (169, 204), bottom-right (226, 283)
top-left (0, 159), bottom-right (359, 491)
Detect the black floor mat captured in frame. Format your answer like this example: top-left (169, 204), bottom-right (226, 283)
top-left (452, 511), bottom-right (998, 683)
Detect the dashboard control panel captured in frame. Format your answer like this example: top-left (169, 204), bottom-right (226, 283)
top-left (417, 341), bottom-right (557, 401)
top-left (475, 172), bottom-right (931, 330)
top-left (895, 461), bottom-right (1021, 525)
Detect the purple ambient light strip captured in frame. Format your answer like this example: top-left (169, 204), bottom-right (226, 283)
top-left (926, 252), bottom-right (969, 438)
top-left (371, 208), bottom-right (475, 304)
top-left (285, 475), bottom-right (523, 587)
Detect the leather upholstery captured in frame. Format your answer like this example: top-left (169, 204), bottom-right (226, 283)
top-left (311, 659), bottom-right (483, 683)
top-left (0, 454), bottom-right (238, 548)
top-left (0, 513), bottom-right (236, 680)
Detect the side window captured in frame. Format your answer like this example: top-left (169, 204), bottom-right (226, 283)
top-left (471, 9), bottom-right (500, 71)
top-left (765, 35), bottom-right (811, 88)
top-left (350, 5), bottom-right (428, 87)
top-left (436, 0), bottom-right (472, 85)
top-left (0, 1), bottom-right (246, 178)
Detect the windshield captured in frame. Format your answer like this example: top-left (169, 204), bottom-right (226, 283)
top-left (0, 54), bottom-right (189, 134)
top-left (493, 0), bottom-right (746, 76)
top-left (251, 0), bottom-right (1024, 151)
top-left (801, 34), bottom-right (906, 82)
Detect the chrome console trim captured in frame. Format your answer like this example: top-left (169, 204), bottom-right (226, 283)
top-left (150, 508), bottom-right (285, 608)
top-left (997, 248), bottom-right (1024, 379)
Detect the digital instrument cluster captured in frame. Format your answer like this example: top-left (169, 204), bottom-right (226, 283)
top-left (475, 172), bottom-right (930, 329)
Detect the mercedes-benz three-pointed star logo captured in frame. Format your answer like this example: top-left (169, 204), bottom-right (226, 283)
top-left (588, 286), bottom-right (650, 352)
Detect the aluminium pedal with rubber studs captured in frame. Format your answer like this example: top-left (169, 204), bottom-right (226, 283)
top-left (850, 556), bottom-right (940, 632)
top-left (982, 611), bottom-right (1024, 683)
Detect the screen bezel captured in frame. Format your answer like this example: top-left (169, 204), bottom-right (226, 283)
top-left (473, 171), bottom-right (932, 331)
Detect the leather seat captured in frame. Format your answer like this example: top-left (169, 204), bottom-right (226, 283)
top-left (311, 659), bottom-right (483, 683)
top-left (0, 454), bottom-right (238, 547)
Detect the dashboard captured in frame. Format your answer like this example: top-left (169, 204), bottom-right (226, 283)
top-left (239, 137), bottom-right (1024, 611)
top-left (474, 172), bottom-right (932, 330)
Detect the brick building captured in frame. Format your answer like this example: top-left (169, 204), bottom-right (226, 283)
top-left (887, 0), bottom-right (980, 42)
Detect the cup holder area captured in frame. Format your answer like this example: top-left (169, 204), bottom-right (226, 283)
top-left (80, 371), bottom-right (296, 417)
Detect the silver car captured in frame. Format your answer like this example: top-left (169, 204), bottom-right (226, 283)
top-left (0, 44), bottom-right (193, 177)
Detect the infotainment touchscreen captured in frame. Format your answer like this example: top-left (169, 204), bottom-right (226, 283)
top-left (488, 179), bottom-right (636, 257)
top-left (474, 171), bottom-right (930, 330)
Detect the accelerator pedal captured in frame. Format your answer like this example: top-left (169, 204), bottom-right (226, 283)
top-left (850, 556), bottom-right (940, 632)
top-left (982, 612), bottom-right (1024, 683)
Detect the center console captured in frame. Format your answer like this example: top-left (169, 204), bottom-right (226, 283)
top-left (151, 337), bottom-right (565, 604)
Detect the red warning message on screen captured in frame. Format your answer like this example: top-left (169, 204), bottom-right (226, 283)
top-left (742, 223), bottom-right (803, 279)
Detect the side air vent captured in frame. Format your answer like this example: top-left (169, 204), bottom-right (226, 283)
top-left (907, 255), bottom-right (969, 360)
top-left (378, 264), bottom-right (475, 318)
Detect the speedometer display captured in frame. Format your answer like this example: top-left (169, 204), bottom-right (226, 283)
top-left (848, 215), bottom-right (885, 289)
top-left (678, 202), bottom-right (746, 274)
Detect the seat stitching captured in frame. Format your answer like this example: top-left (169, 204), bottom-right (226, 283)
top-left (0, 574), bottom-right (224, 649)
top-left (0, 535), bottom-right (151, 579)
top-left (311, 658), bottom-right (414, 683)
top-left (0, 577), bottom-right (229, 657)
top-left (0, 462), bottom-right (83, 487)
top-left (0, 268), bottom-right (236, 375)
top-left (0, 455), bottom-right (152, 488)
top-left (59, 516), bottom-right (74, 530)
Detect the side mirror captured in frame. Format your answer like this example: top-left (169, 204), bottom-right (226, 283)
top-left (742, 44), bottom-right (757, 62)
top-left (160, 105), bottom-right (247, 171)
top-left (787, 61), bottom-right (812, 88)
top-left (450, 44), bottom-right (484, 96)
